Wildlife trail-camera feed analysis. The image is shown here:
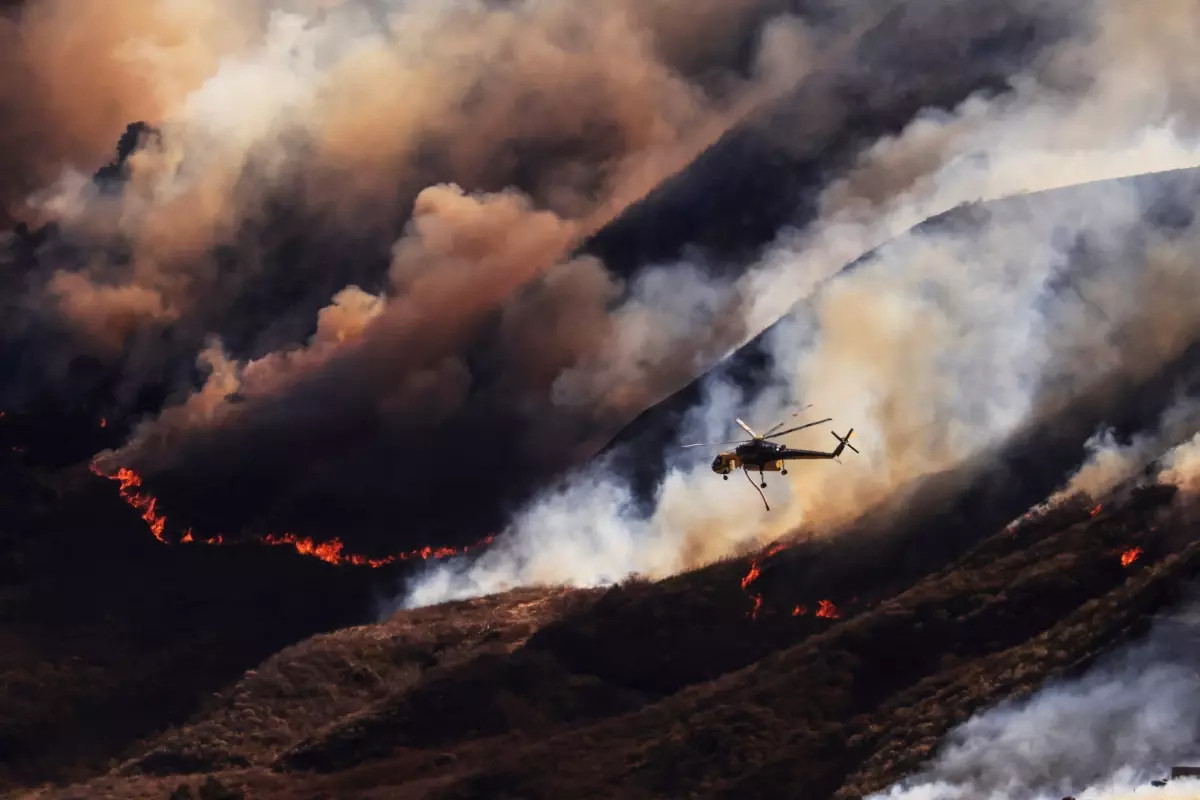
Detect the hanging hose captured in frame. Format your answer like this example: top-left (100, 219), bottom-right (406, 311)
top-left (743, 466), bottom-right (769, 511)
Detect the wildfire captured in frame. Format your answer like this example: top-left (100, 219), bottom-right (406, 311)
top-left (740, 541), bottom-right (845, 622)
top-left (92, 464), bottom-right (493, 567)
top-left (816, 599), bottom-right (840, 619)
top-left (1089, 504), bottom-right (1103, 517)
top-left (1007, 511), bottom-right (1034, 532)
top-left (260, 532), bottom-right (488, 568)
top-left (740, 562), bottom-right (761, 592)
top-left (740, 542), bottom-right (786, 619)
top-left (99, 417), bottom-right (107, 428)
top-left (790, 600), bottom-right (840, 619)
top-left (109, 467), bottom-right (168, 543)
top-left (1120, 546), bottom-right (1143, 567)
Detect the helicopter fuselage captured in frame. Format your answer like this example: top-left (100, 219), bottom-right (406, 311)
top-left (711, 441), bottom-right (787, 474)
top-left (710, 436), bottom-right (850, 475)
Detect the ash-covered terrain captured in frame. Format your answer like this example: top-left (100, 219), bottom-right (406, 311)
top-left (4, 0), bottom-right (1200, 798)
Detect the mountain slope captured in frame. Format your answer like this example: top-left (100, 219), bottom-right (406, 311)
top-left (6, 163), bottom-right (1200, 797)
top-left (18, 480), bottom-right (1196, 800)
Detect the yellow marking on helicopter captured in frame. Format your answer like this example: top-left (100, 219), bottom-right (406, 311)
top-left (682, 407), bottom-right (858, 510)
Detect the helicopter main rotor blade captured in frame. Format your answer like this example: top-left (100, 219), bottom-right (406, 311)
top-left (761, 404), bottom-right (814, 437)
top-left (735, 418), bottom-right (759, 439)
top-left (680, 439), bottom-right (751, 448)
top-left (764, 417), bottom-right (833, 439)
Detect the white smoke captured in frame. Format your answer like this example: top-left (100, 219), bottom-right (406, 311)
top-left (396, 176), bottom-right (1200, 610)
top-left (868, 600), bottom-right (1200, 800)
top-left (390, 0), bottom-right (1200, 610)
top-left (1157, 433), bottom-right (1200, 497)
top-left (1050, 398), bottom-right (1200, 506)
top-left (1096, 783), bottom-right (1200, 800)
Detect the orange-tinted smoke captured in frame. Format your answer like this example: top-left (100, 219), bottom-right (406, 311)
top-left (0, 0), bottom-right (249, 221)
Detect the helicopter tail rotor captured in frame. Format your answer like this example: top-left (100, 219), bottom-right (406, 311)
top-left (830, 429), bottom-right (858, 459)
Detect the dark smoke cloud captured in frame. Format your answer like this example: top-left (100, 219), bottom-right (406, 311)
top-left (4, 0), bottom-right (790, 381)
top-left (0, 0), bottom-right (1106, 553)
top-left (0, 0), bottom-right (829, 545)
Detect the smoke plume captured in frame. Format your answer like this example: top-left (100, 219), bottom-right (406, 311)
top-left (399, 0), bottom-right (1200, 608)
top-left (1049, 398), bottom-right (1200, 506)
top-left (1157, 435), bottom-right (1200, 497)
top-left (5, 0), bottom-right (1200, 588)
top-left (6, 0), bottom-right (810, 385)
top-left (1, 0), bottom-right (855, 542)
top-left (39, 0), bottom-right (1046, 545)
top-left (867, 596), bottom-right (1200, 800)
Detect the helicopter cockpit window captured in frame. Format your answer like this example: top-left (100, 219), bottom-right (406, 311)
top-left (712, 455), bottom-right (724, 470)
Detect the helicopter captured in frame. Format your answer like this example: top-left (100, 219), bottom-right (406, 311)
top-left (681, 407), bottom-right (858, 509)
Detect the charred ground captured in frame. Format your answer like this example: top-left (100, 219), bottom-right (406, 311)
top-left (9, 464), bottom-right (1197, 799)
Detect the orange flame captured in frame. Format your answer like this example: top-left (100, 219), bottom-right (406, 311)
top-left (792, 604), bottom-right (807, 616)
top-left (740, 562), bottom-right (761, 591)
top-left (740, 542), bottom-right (792, 619)
top-left (816, 599), bottom-right (839, 619)
top-left (741, 562), bottom-right (763, 619)
top-left (1089, 504), bottom-right (1103, 518)
top-left (259, 532), bottom-right (489, 568)
top-left (1120, 546), bottom-right (1143, 567)
top-left (99, 418), bottom-right (107, 428)
top-left (92, 465), bottom-right (493, 566)
top-left (107, 467), bottom-right (168, 543)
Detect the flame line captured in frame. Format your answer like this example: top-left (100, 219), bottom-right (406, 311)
top-left (739, 542), bottom-right (839, 621)
top-left (90, 464), bottom-right (493, 567)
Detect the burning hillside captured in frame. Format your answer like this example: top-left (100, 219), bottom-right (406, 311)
top-left (5, 0), bottom-right (1200, 798)
top-left (11, 467), bottom-right (1200, 800)
top-left (739, 541), bottom-right (842, 621)
top-left (89, 462), bottom-right (494, 567)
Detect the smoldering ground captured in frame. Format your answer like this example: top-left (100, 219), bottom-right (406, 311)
top-left (397, 0), bottom-right (1200, 609)
top-left (0, 0), bottom-right (1080, 549)
top-left (866, 589), bottom-right (1200, 800)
